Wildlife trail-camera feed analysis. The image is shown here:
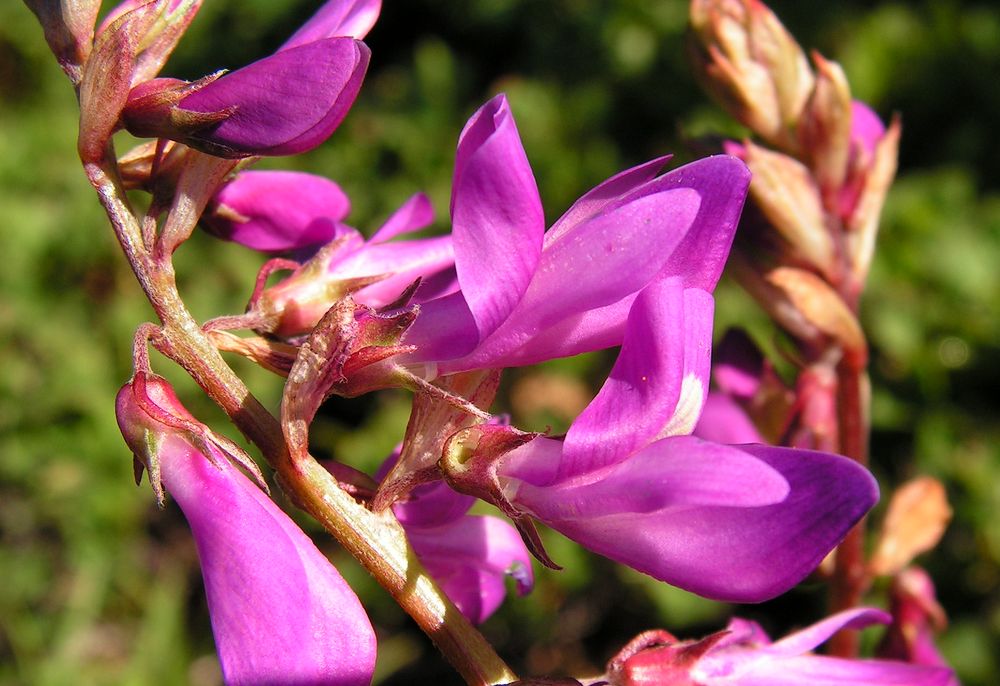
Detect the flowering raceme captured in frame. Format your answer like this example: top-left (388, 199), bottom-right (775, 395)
top-left (402, 95), bottom-right (750, 375)
top-left (116, 373), bottom-right (376, 685)
top-left (120, 0), bottom-right (380, 157)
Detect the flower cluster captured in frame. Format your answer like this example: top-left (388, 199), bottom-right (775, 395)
top-left (27, 0), bottom-right (957, 683)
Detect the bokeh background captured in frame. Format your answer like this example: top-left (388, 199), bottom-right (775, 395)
top-left (2, 1), bottom-right (998, 684)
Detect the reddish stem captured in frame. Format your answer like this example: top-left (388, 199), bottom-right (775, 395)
top-left (828, 356), bottom-right (870, 657)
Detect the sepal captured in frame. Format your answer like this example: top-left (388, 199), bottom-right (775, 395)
top-left (115, 371), bottom-right (265, 506)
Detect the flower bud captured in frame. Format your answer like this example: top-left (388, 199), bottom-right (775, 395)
top-left (24, 0), bottom-right (102, 83)
top-left (798, 52), bottom-right (854, 211)
top-left (846, 114), bottom-right (901, 283)
top-left (100, 0), bottom-right (203, 86)
top-left (78, 1), bottom-right (164, 162)
top-left (201, 171), bottom-right (352, 252)
top-left (729, 139), bottom-right (835, 277)
top-left (766, 266), bottom-right (866, 360)
top-left (689, 0), bottom-right (814, 150)
top-left (871, 477), bottom-right (952, 577)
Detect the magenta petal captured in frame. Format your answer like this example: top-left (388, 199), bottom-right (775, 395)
top-left (450, 95), bottom-right (544, 341)
top-left (159, 437), bottom-right (375, 685)
top-left (369, 192), bottom-right (435, 243)
top-left (391, 479), bottom-right (475, 528)
top-left (510, 442), bottom-right (876, 602)
top-left (545, 155), bottom-right (671, 245)
top-left (181, 38), bottom-right (370, 156)
top-left (768, 608), bottom-right (891, 655)
top-left (694, 392), bottom-right (765, 444)
top-left (441, 186), bottom-right (702, 372)
top-left (520, 187), bottom-right (700, 327)
top-left (400, 290), bottom-right (481, 361)
top-left (706, 654), bottom-right (955, 686)
top-left (495, 435), bottom-right (566, 488)
top-left (559, 279), bottom-right (690, 479)
top-left (280, 0), bottom-right (382, 49)
top-left (406, 514), bottom-right (534, 624)
top-left (206, 170), bottom-right (351, 251)
top-left (645, 155), bottom-right (750, 292)
top-left (850, 100), bottom-right (886, 156)
top-left (334, 235), bottom-right (455, 307)
top-left (515, 436), bottom-right (789, 515)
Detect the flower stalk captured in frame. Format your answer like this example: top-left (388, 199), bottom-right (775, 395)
top-left (84, 149), bottom-right (516, 686)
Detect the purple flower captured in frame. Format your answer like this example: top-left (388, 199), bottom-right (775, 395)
top-left (117, 374), bottom-right (376, 685)
top-left (608, 608), bottom-right (955, 686)
top-left (450, 278), bottom-right (877, 602)
top-left (202, 170), bottom-right (352, 252)
top-left (402, 94), bottom-right (750, 374)
top-left (376, 451), bottom-right (533, 624)
top-left (693, 392), bottom-right (765, 444)
top-left (258, 191), bottom-right (456, 336)
top-left (693, 329), bottom-right (767, 444)
top-left (122, 0), bottom-right (378, 157)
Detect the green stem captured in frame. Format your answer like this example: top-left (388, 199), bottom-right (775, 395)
top-left (86, 158), bottom-right (516, 686)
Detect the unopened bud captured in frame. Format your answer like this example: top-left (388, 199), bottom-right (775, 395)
top-left (77, 0), bottom-right (164, 162)
top-left (846, 114), bottom-right (901, 283)
top-left (689, 0), bottom-right (813, 150)
top-left (878, 567), bottom-right (953, 672)
top-left (871, 477), bottom-right (952, 577)
top-left (729, 253), bottom-right (822, 343)
top-left (732, 140), bottom-right (835, 278)
top-left (766, 266), bottom-right (866, 360)
top-left (798, 52), bottom-right (853, 211)
top-left (99, 0), bottom-right (203, 86)
top-left (24, 0), bottom-right (102, 84)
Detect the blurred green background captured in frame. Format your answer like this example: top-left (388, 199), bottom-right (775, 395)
top-left (2, 1), bottom-right (998, 684)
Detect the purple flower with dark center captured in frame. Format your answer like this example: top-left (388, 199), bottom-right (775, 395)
top-left (401, 94), bottom-right (750, 375)
top-left (608, 608), bottom-right (955, 686)
top-left (122, 0), bottom-right (379, 157)
top-left (117, 374), bottom-right (376, 685)
top-left (445, 278), bottom-right (878, 602)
